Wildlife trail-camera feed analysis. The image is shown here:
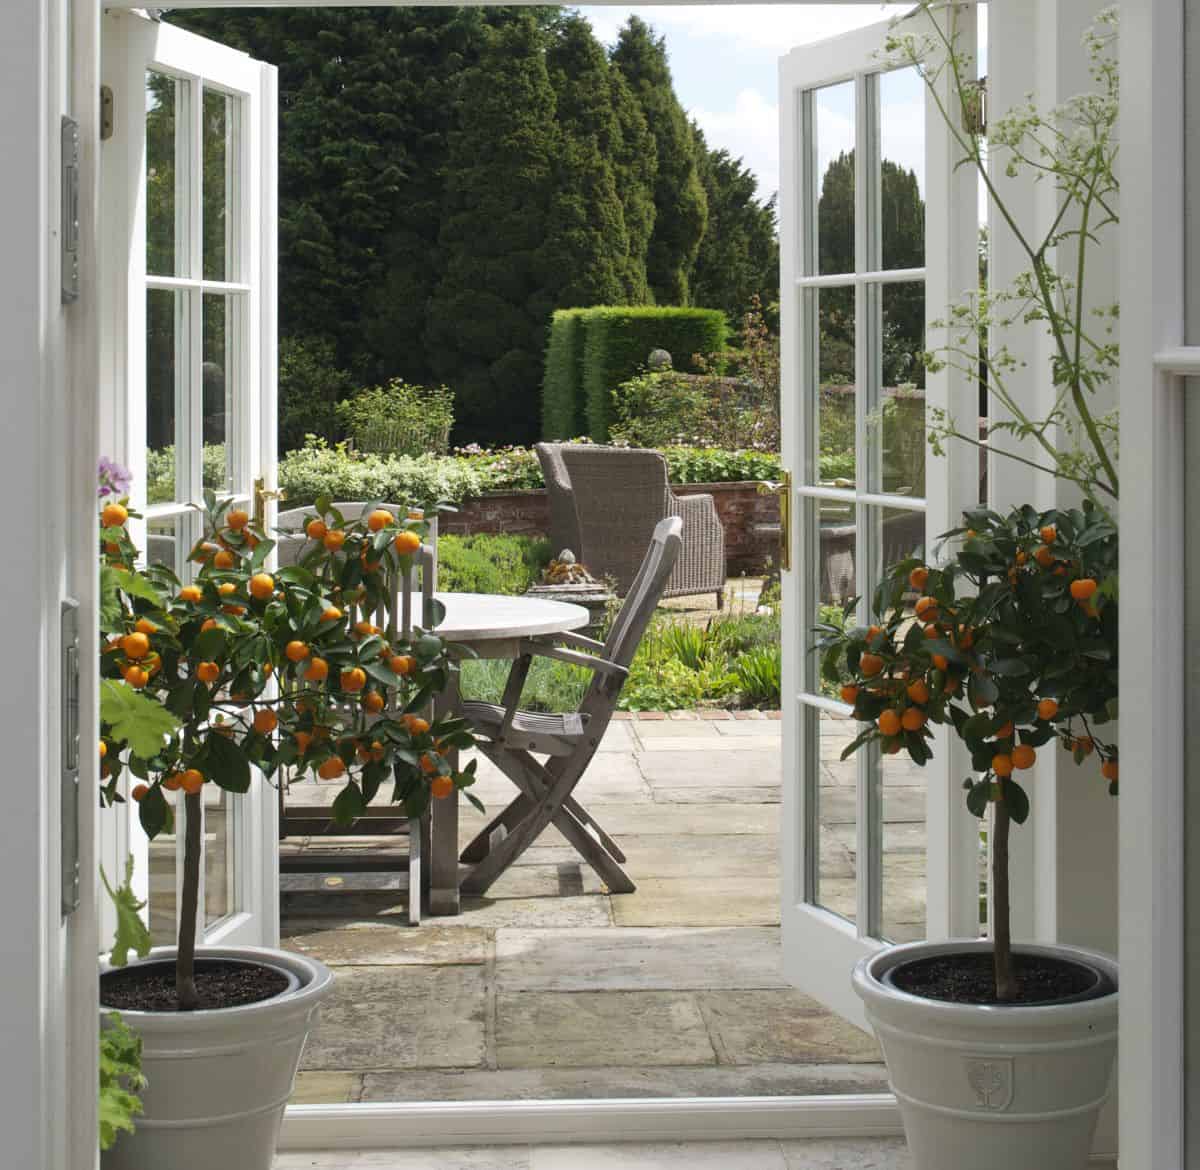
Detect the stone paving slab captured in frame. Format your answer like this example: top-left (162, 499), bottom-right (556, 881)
top-left (277, 1150), bottom-right (532, 1170)
top-left (780, 1139), bottom-right (912, 1170)
top-left (302, 966), bottom-right (486, 1072)
top-left (638, 750), bottom-right (780, 787)
top-left (651, 786), bottom-right (780, 805)
top-left (696, 990), bottom-right (881, 1065)
top-left (494, 927), bottom-right (789, 992)
top-left (358, 1061), bottom-right (889, 1102)
top-left (713, 721), bottom-right (785, 738)
top-left (636, 735), bottom-right (778, 753)
top-left (495, 990), bottom-right (716, 1069)
top-left (282, 923), bottom-right (487, 967)
top-left (631, 721), bottom-right (725, 740)
top-left (610, 878), bottom-right (779, 928)
top-left (290, 1071), bottom-right (363, 1104)
top-left (616, 835), bottom-right (779, 880)
top-left (529, 1142), bottom-right (788, 1170)
top-left (455, 893), bottom-right (613, 929)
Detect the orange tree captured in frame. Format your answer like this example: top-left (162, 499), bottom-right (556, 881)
top-left (99, 490), bottom-right (479, 1009)
top-left (816, 501), bottom-right (1117, 1000)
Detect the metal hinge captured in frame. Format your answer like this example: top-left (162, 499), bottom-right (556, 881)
top-left (61, 117), bottom-right (80, 305)
top-left (61, 599), bottom-right (80, 918)
top-left (100, 85), bottom-right (114, 141)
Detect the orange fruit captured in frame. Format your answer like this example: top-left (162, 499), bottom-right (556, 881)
top-left (859, 653), bottom-right (884, 678)
top-left (179, 585), bottom-right (203, 603)
top-left (253, 708), bottom-right (278, 734)
top-left (340, 667), bottom-right (367, 693)
top-left (285, 640), bottom-right (310, 663)
top-left (354, 621), bottom-right (378, 638)
top-left (320, 607), bottom-right (343, 623)
top-left (430, 774), bottom-right (454, 800)
top-left (1012, 744), bottom-right (1037, 770)
top-left (390, 654), bottom-right (417, 676)
top-left (370, 740), bottom-right (386, 762)
top-left (1040, 525), bottom-right (1057, 545)
top-left (932, 654), bottom-right (949, 671)
top-left (1037, 698), bottom-right (1059, 721)
top-left (99, 741), bottom-right (107, 759)
top-left (145, 652), bottom-right (162, 676)
top-left (180, 768), bottom-right (205, 795)
top-left (124, 666), bottom-right (149, 689)
top-left (362, 690), bottom-right (385, 714)
top-left (318, 756), bottom-right (346, 780)
top-left (367, 508), bottom-right (395, 532)
top-left (226, 508), bottom-right (249, 531)
top-left (866, 625), bottom-right (883, 641)
top-left (263, 662), bottom-right (274, 676)
top-left (219, 582), bottom-right (238, 597)
top-left (995, 721), bottom-right (1014, 740)
top-left (914, 596), bottom-right (938, 621)
top-left (1101, 759), bottom-right (1119, 782)
top-left (293, 731), bottom-right (313, 754)
top-left (923, 624), bottom-right (940, 640)
top-left (419, 752), bottom-right (441, 775)
top-left (162, 773), bottom-right (183, 792)
top-left (101, 502), bottom-right (129, 528)
top-left (901, 707), bottom-right (927, 732)
top-left (943, 674), bottom-right (961, 695)
top-left (323, 530), bottom-right (346, 552)
top-left (908, 566), bottom-right (929, 591)
top-left (992, 754), bottom-right (1015, 778)
top-left (1015, 549), bottom-right (1028, 566)
top-left (134, 618), bottom-right (157, 635)
top-left (305, 656), bottom-right (329, 682)
top-left (249, 573), bottom-right (275, 600)
top-left (305, 518), bottom-right (327, 541)
top-left (1034, 546), bottom-right (1055, 569)
top-left (394, 530), bottom-right (421, 554)
top-left (121, 632), bottom-right (150, 660)
top-left (839, 684), bottom-right (860, 706)
top-left (1069, 578), bottom-right (1098, 601)
top-left (223, 604), bottom-right (247, 617)
top-left (131, 783), bottom-right (149, 802)
top-left (201, 618), bottom-right (219, 632)
top-left (877, 709), bottom-right (902, 737)
top-left (906, 679), bottom-right (930, 705)
top-left (196, 661), bottom-right (220, 684)
top-left (401, 714), bottom-right (431, 735)
top-left (213, 549), bottom-right (236, 570)
top-left (1074, 736), bottom-right (1095, 757)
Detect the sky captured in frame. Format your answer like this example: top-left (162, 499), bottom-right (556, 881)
top-left (577, 4), bottom-right (983, 207)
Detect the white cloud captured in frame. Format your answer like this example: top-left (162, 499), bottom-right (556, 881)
top-left (690, 87), bottom-right (780, 201)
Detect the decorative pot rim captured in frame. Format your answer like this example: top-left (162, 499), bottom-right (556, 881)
top-left (99, 944), bottom-right (333, 1028)
top-left (853, 939), bottom-right (1118, 1026)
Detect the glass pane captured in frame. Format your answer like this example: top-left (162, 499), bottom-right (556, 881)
top-left (880, 282), bottom-right (926, 498)
top-left (203, 294), bottom-right (234, 493)
top-left (147, 289), bottom-right (186, 505)
top-left (882, 747), bottom-right (926, 942)
top-left (205, 787), bottom-right (234, 927)
top-left (148, 788), bottom-right (178, 946)
top-left (818, 709), bottom-right (858, 923)
top-left (203, 88), bottom-right (239, 282)
top-left (146, 71), bottom-right (183, 277)
top-left (146, 513), bottom-right (184, 578)
top-left (818, 286), bottom-right (856, 486)
top-left (880, 67), bottom-right (925, 270)
top-left (816, 81), bottom-right (855, 276)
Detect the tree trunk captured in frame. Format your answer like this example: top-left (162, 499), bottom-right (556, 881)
top-left (992, 793), bottom-right (1018, 1001)
top-left (176, 790), bottom-right (203, 1011)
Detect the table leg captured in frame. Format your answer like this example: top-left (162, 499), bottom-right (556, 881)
top-left (428, 672), bottom-right (461, 916)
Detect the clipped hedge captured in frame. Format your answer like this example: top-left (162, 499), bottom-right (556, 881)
top-left (542, 310), bottom-right (588, 440)
top-left (542, 306), bottom-right (728, 442)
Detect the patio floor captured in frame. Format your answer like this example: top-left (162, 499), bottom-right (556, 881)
top-left (278, 712), bottom-right (928, 1105)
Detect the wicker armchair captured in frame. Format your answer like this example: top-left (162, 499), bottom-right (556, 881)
top-left (551, 444), bottom-right (726, 608)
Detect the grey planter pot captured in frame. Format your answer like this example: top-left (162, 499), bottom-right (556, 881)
top-left (100, 945), bottom-right (333, 1170)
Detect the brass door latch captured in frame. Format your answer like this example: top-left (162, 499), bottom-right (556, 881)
top-left (253, 476), bottom-right (286, 529)
top-left (757, 471), bottom-right (793, 573)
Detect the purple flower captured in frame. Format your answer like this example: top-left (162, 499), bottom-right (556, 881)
top-left (98, 456), bottom-right (132, 500)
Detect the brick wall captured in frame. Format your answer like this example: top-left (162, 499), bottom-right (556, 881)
top-left (439, 482), bottom-right (781, 576)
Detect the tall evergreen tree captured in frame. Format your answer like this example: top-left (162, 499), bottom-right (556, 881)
top-left (425, 15), bottom-right (560, 445)
top-left (608, 65), bottom-right (657, 303)
top-left (690, 127), bottom-right (779, 322)
top-left (611, 17), bottom-right (707, 305)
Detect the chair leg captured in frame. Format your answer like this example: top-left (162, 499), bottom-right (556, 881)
top-left (459, 792), bottom-right (535, 863)
top-left (407, 815), bottom-right (422, 927)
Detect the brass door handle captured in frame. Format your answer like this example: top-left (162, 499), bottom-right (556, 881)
top-left (253, 476), bottom-right (286, 529)
top-left (757, 471), bottom-right (792, 572)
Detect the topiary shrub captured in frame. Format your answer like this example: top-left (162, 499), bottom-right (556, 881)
top-left (542, 310), bottom-right (588, 439)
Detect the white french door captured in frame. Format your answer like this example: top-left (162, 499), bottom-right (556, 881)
top-left (778, 8), bottom-right (982, 1027)
top-left (100, 9), bottom-right (280, 951)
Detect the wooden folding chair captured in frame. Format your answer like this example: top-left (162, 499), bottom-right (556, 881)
top-left (457, 516), bottom-right (683, 896)
top-left (277, 502), bottom-right (437, 925)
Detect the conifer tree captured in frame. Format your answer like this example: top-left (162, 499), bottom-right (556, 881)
top-left (611, 17), bottom-right (707, 305)
top-left (608, 67), bottom-right (657, 303)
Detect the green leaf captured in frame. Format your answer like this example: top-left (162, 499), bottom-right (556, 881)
top-left (966, 779), bottom-right (992, 818)
top-left (100, 680), bottom-right (181, 759)
top-left (200, 731), bottom-right (252, 793)
top-left (331, 782), bottom-right (365, 827)
top-left (112, 568), bottom-right (167, 609)
top-left (1005, 780), bottom-right (1031, 824)
top-left (99, 858), bottom-right (152, 968)
top-left (99, 1013), bottom-right (145, 1151)
top-left (989, 659), bottom-right (1031, 677)
top-left (138, 783), bottom-right (171, 839)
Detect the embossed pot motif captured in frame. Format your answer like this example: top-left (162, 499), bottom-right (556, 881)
top-left (852, 940), bottom-right (1118, 1170)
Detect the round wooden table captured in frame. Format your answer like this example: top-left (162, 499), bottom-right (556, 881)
top-left (424, 592), bottom-right (592, 915)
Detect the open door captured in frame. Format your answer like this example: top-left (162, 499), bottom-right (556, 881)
top-left (778, 8), bottom-right (982, 1027)
top-left (100, 10), bottom-right (280, 950)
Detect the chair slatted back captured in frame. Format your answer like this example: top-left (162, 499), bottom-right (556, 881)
top-left (600, 516), bottom-right (683, 673)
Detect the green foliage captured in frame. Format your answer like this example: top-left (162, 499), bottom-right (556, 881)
top-left (460, 655), bottom-right (591, 714)
top-left (336, 380), bottom-right (455, 457)
top-left (543, 311), bottom-right (588, 440)
top-left (100, 858), bottom-right (153, 969)
top-left (99, 1013), bottom-right (146, 1152)
top-left (100, 679), bottom-right (182, 760)
top-left (146, 444), bottom-right (227, 506)
top-left (579, 306), bottom-right (728, 439)
top-left (733, 644), bottom-right (783, 707)
top-left (611, 17), bottom-right (708, 304)
top-left (278, 336), bottom-right (356, 455)
top-left (437, 534), bottom-right (553, 596)
top-left (659, 447), bottom-right (781, 485)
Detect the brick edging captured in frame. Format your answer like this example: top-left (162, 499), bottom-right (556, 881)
top-left (613, 709), bottom-right (781, 721)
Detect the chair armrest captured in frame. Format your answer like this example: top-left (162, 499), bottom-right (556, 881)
top-left (556, 630), bottom-right (607, 654)
top-left (519, 639), bottom-right (628, 680)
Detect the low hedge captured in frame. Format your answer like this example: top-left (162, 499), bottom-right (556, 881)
top-left (542, 306), bottom-right (728, 442)
top-left (438, 533), bottom-right (553, 595)
top-left (278, 437), bottom-right (780, 507)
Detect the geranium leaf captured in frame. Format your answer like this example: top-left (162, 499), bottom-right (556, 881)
top-left (100, 680), bottom-right (181, 759)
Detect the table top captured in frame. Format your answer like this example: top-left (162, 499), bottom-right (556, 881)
top-left (432, 591), bottom-right (590, 643)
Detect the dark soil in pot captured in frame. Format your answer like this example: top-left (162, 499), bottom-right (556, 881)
top-left (885, 951), bottom-right (1116, 1006)
top-left (100, 959), bottom-right (291, 1012)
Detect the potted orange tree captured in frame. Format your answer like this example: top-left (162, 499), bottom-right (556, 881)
top-left (97, 482), bottom-right (477, 1170)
